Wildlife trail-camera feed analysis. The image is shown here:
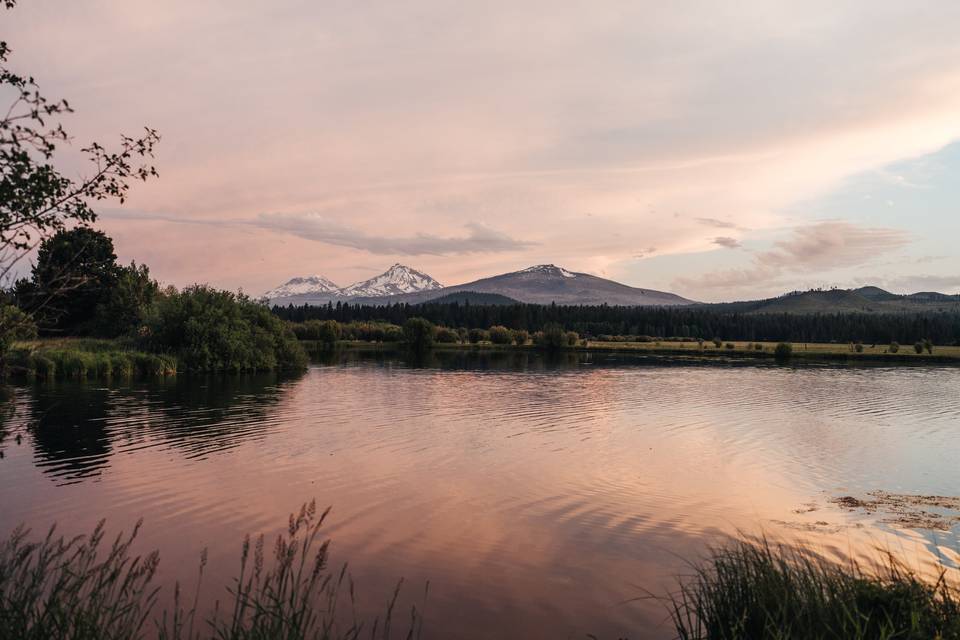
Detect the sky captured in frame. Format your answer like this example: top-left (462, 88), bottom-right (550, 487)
top-left (5, 0), bottom-right (960, 301)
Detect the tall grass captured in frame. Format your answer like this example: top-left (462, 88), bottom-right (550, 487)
top-left (669, 538), bottom-right (960, 639)
top-left (5, 346), bottom-right (177, 381)
top-left (0, 502), bottom-right (423, 640)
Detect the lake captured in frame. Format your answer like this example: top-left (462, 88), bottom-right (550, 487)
top-left (2, 350), bottom-right (959, 638)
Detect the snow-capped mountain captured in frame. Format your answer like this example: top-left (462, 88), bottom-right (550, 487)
top-left (262, 275), bottom-right (340, 299)
top-left (264, 264), bottom-right (441, 302)
top-left (338, 264), bottom-right (442, 297)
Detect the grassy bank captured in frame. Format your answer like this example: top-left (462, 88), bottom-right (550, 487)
top-left (301, 339), bottom-right (960, 364)
top-left (671, 538), bottom-right (960, 639)
top-left (5, 338), bottom-right (177, 381)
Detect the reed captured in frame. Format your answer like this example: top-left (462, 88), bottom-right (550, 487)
top-left (669, 537), bottom-right (960, 639)
top-left (0, 502), bottom-right (423, 640)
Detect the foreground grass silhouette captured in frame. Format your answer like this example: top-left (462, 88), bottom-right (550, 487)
top-left (0, 502), bottom-right (423, 640)
top-left (3, 506), bottom-right (960, 639)
top-left (670, 538), bottom-right (960, 640)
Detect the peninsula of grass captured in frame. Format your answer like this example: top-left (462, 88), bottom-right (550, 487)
top-left (5, 338), bottom-right (177, 381)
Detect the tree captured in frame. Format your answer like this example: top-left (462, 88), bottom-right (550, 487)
top-left (0, 0), bottom-right (158, 350)
top-left (434, 326), bottom-right (459, 343)
top-left (403, 317), bottom-right (435, 351)
top-left (913, 341), bottom-right (924, 354)
top-left (889, 341), bottom-right (900, 354)
top-left (512, 329), bottom-right (529, 346)
top-left (923, 338), bottom-right (933, 354)
top-left (92, 261), bottom-right (159, 337)
top-left (488, 325), bottom-right (512, 344)
top-left (536, 323), bottom-right (567, 350)
top-left (467, 328), bottom-right (488, 344)
top-left (315, 320), bottom-right (341, 347)
top-left (17, 228), bottom-right (120, 333)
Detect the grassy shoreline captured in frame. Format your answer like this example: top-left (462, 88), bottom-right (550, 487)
top-left (4, 338), bottom-right (177, 381)
top-left (302, 339), bottom-right (960, 364)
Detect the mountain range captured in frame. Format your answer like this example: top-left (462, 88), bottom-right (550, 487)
top-left (265, 265), bottom-right (960, 312)
top-left (265, 263), bottom-right (692, 307)
top-left (263, 264), bottom-right (442, 300)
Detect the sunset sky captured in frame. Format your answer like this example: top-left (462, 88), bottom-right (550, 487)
top-left (7, 1), bottom-right (960, 301)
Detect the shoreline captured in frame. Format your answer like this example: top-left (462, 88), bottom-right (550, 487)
top-left (303, 339), bottom-right (960, 364)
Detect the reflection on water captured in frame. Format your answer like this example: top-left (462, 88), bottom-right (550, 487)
top-left (1, 352), bottom-right (959, 639)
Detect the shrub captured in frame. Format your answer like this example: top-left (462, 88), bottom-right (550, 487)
top-left (712, 337), bottom-right (722, 348)
top-left (565, 331), bottom-right (580, 347)
top-left (403, 317), bottom-right (435, 351)
top-left (143, 286), bottom-right (306, 372)
top-left (923, 338), bottom-right (934, 354)
top-left (754, 342), bottom-right (764, 351)
top-left (433, 326), bottom-right (459, 343)
top-left (914, 341), bottom-right (924, 354)
top-left (889, 341), bottom-right (900, 354)
top-left (535, 323), bottom-right (568, 350)
top-left (512, 329), bottom-right (530, 346)
top-left (774, 342), bottom-right (792, 359)
top-left (488, 325), bottom-right (513, 344)
top-left (467, 328), bottom-right (488, 344)
top-left (854, 342), bottom-right (864, 353)
top-left (725, 342), bottom-right (735, 350)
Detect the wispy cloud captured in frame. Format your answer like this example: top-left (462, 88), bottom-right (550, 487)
top-left (675, 221), bottom-right (910, 291)
top-left (696, 218), bottom-right (741, 230)
top-left (712, 236), bottom-right (741, 249)
top-left (254, 213), bottom-right (532, 256)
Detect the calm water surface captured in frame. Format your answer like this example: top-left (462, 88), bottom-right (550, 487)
top-left (1, 351), bottom-right (959, 638)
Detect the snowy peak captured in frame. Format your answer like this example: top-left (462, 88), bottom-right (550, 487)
top-left (263, 275), bottom-right (339, 298)
top-left (518, 264), bottom-right (578, 278)
top-left (340, 264), bottom-right (442, 297)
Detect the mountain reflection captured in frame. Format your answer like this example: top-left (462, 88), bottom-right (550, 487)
top-left (6, 372), bottom-right (299, 484)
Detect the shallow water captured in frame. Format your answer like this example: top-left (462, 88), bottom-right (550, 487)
top-left (2, 351), bottom-right (959, 638)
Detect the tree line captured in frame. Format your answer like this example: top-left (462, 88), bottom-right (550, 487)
top-left (274, 300), bottom-right (960, 345)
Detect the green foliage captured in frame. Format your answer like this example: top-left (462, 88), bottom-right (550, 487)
top-left (467, 328), bottom-right (488, 344)
top-left (512, 329), bottom-right (529, 346)
top-left (670, 538), bottom-right (960, 640)
top-left (923, 338), bottom-right (934, 354)
top-left (144, 286), bottom-right (306, 372)
top-left (535, 323), bottom-right (568, 350)
top-left (402, 317), bottom-right (435, 351)
top-left (565, 330), bottom-right (580, 346)
top-left (434, 326), bottom-right (459, 343)
top-left (889, 341), bottom-right (900, 354)
top-left (712, 337), bottom-right (723, 348)
top-left (0, 303), bottom-right (36, 362)
top-left (488, 325), bottom-right (512, 344)
top-left (914, 341), bottom-right (924, 354)
top-left (93, 262), bottom-right (159, 337)
top-left (774, 342), bottom-right (793, 359)
top-left (16, 228), bottom-right (120, 333)
top-left (854, 342), bottom-right (864, 353)
top-left (1, 4), bottom-right (158, 290)
top-left (724, 342), bottom-right (735, 350)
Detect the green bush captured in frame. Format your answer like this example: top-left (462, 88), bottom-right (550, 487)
top-left (512, 329), bottom-right (530, 346)
top-left (144, 286), bottom-right (306, 372)
top-left (774, 342), bottom-right (793, 359)
top-left (488, 325), bottom-right (513, 344)
top-left (565, 331), bottom-right (580, 347)
top-left (403, 317), bottom-right (435, 351)
top-left (724, 342), bottom-right (735, 350)
top-left (889, 341), bottom-right (900, 354)
top-left (712, 337), bottom-right (723, 348)
top-left (854, 342), bottom-right (864, 353)
top-left (467, 328), bottom-right (488, 344)
top-left (535, 323), bottom-right (568, 350)
top-left (434, 326), bottom-right (459, 343)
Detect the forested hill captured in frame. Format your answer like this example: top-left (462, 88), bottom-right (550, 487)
top-left (273, 300), bottom-right (960, 345)
top-left (708, 287), bottom-right (960, 314)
